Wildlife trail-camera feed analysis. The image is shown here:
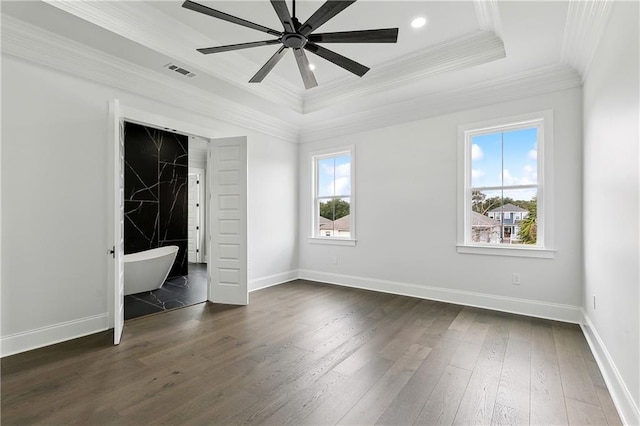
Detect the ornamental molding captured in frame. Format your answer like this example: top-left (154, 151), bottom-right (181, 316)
top-left (303, 30), bottom-right (506, 113)
top-left (473, 0), bottom-right (503, 39)
top-left (300, 64), bottom-right (582, 143)
top-left (1, 16), bottom-right (299, 142)
top-left (41, 0), bottom-right (304, 113)
top-left (561, 0), bottom-right (613, 80)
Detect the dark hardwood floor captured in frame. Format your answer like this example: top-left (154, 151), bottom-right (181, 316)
top-left (1, 280), bottom-right (622, 425)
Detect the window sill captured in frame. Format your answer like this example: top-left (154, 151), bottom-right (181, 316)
top-left (308, 237), bottom-right (357, 246)
top-left (456, 244), bottom-right (555, 259)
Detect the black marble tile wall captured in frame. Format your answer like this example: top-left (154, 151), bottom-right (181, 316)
top-left (124, 122), bottom-right (188, 276)
top-left (124, 201), bottom-right (158, 253)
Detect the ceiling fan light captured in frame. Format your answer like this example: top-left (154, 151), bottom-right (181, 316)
top-left (411, 17), bottom-right (427, 29)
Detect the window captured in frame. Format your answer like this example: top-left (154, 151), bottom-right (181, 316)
top-left (310, 147), bottom-right (355, 245)
top-left (457, 111), bottom-right (554, 258)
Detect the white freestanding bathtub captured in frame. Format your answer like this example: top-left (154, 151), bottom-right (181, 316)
top-left (124, 246), bottom-right (179, 296)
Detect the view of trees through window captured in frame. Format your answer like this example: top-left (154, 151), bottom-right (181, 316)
top-left (471, 191), bottom-right (537, 244)
top-left (468, 124), bottom-right (540, 246)
top-left (320, 198), bottom-right (350, 221)
top-left (315, 153), bottom-right (352, 238)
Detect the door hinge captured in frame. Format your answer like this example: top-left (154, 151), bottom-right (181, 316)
top-left (197, 180), bottom-right (200, 184)
top-left (196, 203), bottom-right (199, 207)
top-left (196, 249), bottom-right (199, 253)
top-left (108, 246), bottom-right (115, 258)
top-left (196, 226), bottom-right (199, 230)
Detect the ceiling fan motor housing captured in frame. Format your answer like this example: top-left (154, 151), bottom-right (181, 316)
top-left (281, 33), bottom-right (307, 49)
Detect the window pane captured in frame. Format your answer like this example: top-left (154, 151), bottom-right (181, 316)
top-left (317, 154), bottom-right (351, 198)
top-left (503, 127), bottom-right (538, 186)
top-left (469, 188), bottom-right (537, 245)
top-left (471, 189), bottom-right (503, 217)
top-left (503, 187), bottom-right (537, 245)
top-left (470, 189), bottom-right (501, 244)
top-left (471, 133), bottom-right (502, 188)
top-left (318, 197), bottom-right (350, 237)
top-left (334, 155), bottom-right (351, 196)
top-left (317, 157), bottom-right (336, 197)
top-left (317, 201), bottom-right (335, 236)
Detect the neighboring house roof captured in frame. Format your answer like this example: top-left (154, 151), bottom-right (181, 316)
top-left (333, 214), bottom-right (350, 231)
top-left (319, 216), bottom-right (333, 229)
top-left (488, 203), bottom-right (528, 213)
top-left (471, 211), bottom-right (501, 227)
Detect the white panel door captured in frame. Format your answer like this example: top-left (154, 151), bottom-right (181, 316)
top-left (109, 100), bottom-right (124, 345)
top-left (207, 137), bottom-right (248, 305)
top-left (187, 172), bottom-right (201, 263)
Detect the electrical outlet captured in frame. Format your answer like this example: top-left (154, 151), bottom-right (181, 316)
top-left (331, 256), bottom-right (338, 265)
top-left (512, 273), bottom-right (521, 285)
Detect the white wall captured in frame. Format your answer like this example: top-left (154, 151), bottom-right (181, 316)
top-left (582, 2), bottom-right (640, 423)
top-left (1, 55), bottom-right (298, 354)
top-left (248, 136), bottom-right (299, 290)
top-left (299, 88), bottom-right (584, 320)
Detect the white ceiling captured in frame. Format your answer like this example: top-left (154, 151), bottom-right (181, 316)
top-left (148, 1), bottom-right (481, 85)
top-left (2, 0), bottom-right (598, 140)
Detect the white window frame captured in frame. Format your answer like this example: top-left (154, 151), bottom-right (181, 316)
top-left (457, 111), bottom-right (555, 258)
top-left (309, 146), bottom-right (356, 246)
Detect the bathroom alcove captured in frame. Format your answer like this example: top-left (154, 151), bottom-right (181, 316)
top-left (122, 123), bottom-right (208, 320)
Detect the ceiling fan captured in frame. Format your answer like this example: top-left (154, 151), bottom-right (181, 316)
top-left (182, 0), bottom-right (399, 89)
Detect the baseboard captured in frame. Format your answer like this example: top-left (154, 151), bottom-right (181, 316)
top-left (298, 269), bottom-right (582, 323)
top-left (249, 270), bottom-right (299, 292)
top-left (1, 313), bottom-right (109, 358)
top-left (0, 271), bottom-right (583, 358)
top-left (580, 311), bottom-right (640, 426)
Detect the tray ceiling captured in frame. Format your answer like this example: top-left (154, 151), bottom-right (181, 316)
top-left (2, 0), bottom-right (603, 140)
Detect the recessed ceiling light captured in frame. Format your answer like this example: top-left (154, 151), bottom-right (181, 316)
top-left (411, 17), bottom-right (427, 29)
top-left (309, 64), bottom-right (316, 71)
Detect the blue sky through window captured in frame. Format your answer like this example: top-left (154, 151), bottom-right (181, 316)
top-left (318, 154), bottom-right (351, 197)
top-left (471, 127), bottom-right (537, 196)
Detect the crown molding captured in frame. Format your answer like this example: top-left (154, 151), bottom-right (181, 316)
top-left (300, 64), bottom-right (582, 143)
top-left (302, 30), bottom-right (505, 114)
top-left (41, 0), bottom-right (304, 113)
top-left (1, 16), bottom-right (299, 143)
top-left (473, 0), bottom-right (503, 39)
top-left (561, 0), bottom-right (613, 80)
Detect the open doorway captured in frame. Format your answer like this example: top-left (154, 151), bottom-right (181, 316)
top-left (109, 100), bottom-right (249, 344)
top-left (122, 123), bottom-right (208, 320)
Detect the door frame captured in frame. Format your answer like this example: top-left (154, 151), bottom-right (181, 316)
top-left (188, 168), bottom-right (205, 264)
top-left (108, 100), bottom-right (124, 344)
top-left (108, 101), bottom-right (249, 339)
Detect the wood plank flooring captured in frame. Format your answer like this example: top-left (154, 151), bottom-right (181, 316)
top-left (1, 280), bottom-right (622, 425)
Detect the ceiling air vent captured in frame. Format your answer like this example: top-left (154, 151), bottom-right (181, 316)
top-left (164, 63), bottom-right (196, 78)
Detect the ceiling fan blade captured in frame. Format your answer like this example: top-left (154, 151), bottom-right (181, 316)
top-left (304, 43), bottom-right (369, 77)
top-left (182, 0), bottom-right (282, 36)
top-left (298, 1), bottom-right (356, 37)
top-left (308, 28), bottom-right (399, 43)
top-left (197, 39), bottom-right (281, 54)
top-left (293, 48), bottom-right (318, 89)
top-left (249, 46), bottom-right (288, 83)
top-left (270, 0), bottom-right (295, 33)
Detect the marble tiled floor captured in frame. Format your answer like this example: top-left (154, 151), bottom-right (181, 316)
top-left (124, 262), bottom-right (207, 320)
